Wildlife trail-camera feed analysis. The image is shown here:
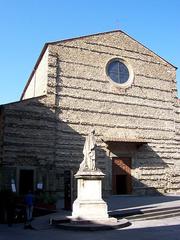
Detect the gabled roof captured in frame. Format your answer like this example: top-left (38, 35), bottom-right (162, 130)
top-left (20, 30), bottom-right (177, 100)
top-left (47, 29), bottom-right (177, 69)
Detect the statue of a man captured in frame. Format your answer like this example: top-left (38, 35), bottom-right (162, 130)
top-left (80, 129), bottom-right (96, 171)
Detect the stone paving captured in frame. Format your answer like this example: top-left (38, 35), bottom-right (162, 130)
top-left (1, 195), bottom-right (180, 240)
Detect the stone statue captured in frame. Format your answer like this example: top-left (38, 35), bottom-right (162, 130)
top-left (80, 129), bottom-right (96, 171)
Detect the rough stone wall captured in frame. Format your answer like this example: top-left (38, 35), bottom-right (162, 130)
top-left (47, 31), bottom-right (177, 195)
top-left (0, 96), bottom-right (66, 194)
top-left (171, 99), bottom-right (180, 193)
top-left (0, 107), bottom-right (3, 165)
top-left (0, 107), bottom-right (4, 189)
top-left (0, 31), bottom-right (178, 196)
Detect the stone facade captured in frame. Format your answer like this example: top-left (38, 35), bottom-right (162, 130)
top-left (0, 30), bottom-right (179, 196)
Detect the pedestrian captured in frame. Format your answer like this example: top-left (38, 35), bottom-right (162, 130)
top-left (24, 190), bottom-right (34, 229)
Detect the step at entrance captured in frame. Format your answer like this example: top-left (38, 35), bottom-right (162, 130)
top-left (111, 205), bottom-right (180, 221)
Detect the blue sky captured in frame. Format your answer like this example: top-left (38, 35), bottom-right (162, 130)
top-left (0, 0), bottom-right (179, 104)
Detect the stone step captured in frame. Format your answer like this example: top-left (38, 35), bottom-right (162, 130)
top-left (110, 205), bottom-right (180, 221)
top-left (51, 217), bottom-right (131, 231)
top-left (128, 211), bottom-right (180, 221)
top-left (127, 207), bottom-right (180, 221)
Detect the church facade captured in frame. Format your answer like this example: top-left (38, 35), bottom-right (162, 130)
top-left (0, 30), bottom-right (180, 197)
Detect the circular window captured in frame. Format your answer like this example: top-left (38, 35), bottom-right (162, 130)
top-left (106, 59), bottom-right (134, 87)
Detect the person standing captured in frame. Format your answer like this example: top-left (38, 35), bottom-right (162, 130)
top-left (24, 190), bottom-right (34, 229)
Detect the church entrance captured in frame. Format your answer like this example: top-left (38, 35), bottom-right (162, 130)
top-left (19, 169), bottom-right (34, 194)
top-left (112, 157), bottom-right (132, 194)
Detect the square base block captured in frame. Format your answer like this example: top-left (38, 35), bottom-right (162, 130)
top-left (72, 199), bottom-right (109, 220)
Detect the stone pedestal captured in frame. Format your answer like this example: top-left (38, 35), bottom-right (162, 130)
top-left (72, 169), bottom-right (109, 220)
top-left (51, 168), bottom-right (130, 230)
top-left (51, 129), bottom-right (130, 229)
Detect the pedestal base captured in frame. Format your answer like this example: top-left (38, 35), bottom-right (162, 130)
top-left (51, 216), bottom-right (130, 231)
top-left (72, 169), bottom-right (109, 220)
top-left (50, 169), bottom-right (131, 231)
top-left (72, 199), bottom-right (109, 220)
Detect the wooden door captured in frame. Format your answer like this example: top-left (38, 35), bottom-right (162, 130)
top-left (112, 157), bottom-right (132, 194)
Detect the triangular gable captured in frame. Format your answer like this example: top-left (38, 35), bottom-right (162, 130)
top-left (21, 30), bottom-right (177, 100)
top-left (48, 30), bottom-right (177, 69)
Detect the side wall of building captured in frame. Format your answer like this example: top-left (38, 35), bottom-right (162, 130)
top-left (171, 99), bottom-right (180, 193)
top-left (22, 48), bottom-right (48, 100)
top-left (0, 107), bottom-right (4, 189)
top-left (1, 96), bottom-right (65, 194)
top-left (0, 107), bottom-right (3, 164)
